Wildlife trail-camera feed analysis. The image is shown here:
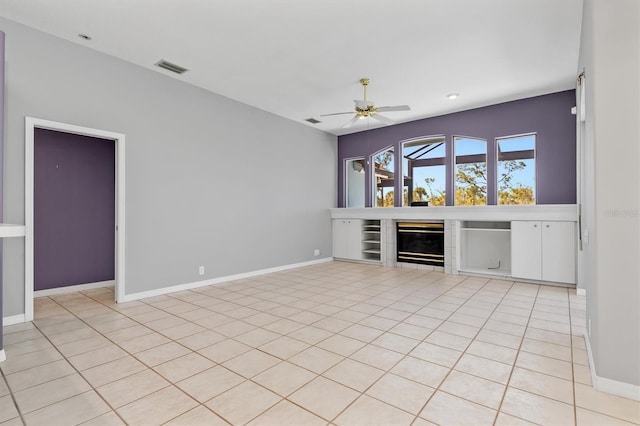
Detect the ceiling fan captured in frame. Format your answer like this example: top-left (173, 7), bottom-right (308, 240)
top-left (321, 78), bottom-right (410, 128)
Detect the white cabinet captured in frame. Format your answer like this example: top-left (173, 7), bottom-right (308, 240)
top-left (511, 221), bottom-right (576, 284)
top-left (541, 222), bottom-right (576, 283)
top-left (511, 221), bottom-right (542, 280)
top-left (332, 219), bottom-right (362, 260)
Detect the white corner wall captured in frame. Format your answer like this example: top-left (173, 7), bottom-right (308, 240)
top-left (1, 17), bottom-right (337, 316)
top-left (578, 0), bottom-right (640, 397)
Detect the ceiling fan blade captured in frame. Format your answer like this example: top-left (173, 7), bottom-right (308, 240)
top-left (371, 113), bottom-right (395, 126)
top-left (342, 115), bottom-right (362, 128)
top-left (320, 111), bottom-right (355, 117)
top-left (354, 99), bottom-right (374, 109)
top-left (376, 105), bottom-right (411, 112)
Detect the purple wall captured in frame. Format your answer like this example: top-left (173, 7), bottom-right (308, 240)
top-left (34, 128), bottom-right (115, 291)
top-left (337, 90), bottom-right (577, 207)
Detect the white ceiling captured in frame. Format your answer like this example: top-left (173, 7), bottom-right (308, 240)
top-left (0, 0), bottom-right (583, 136)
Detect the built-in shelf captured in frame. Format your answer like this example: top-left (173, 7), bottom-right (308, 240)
top-left (362, 219), bottom-right (381, 262)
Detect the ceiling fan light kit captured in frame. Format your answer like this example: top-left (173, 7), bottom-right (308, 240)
top-left (320, 78), bottom-right (411, 128)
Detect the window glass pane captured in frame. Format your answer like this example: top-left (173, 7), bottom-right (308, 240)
top-left (497, 134), bottom-right (535, 205)
top-left (345, 158), bottom-right (365, 207)
top-left (455, 137), bottom-right (487, 205)
top-left (373, 148), bottom-right (395, 207)
top-left (402, 137), bottom-right (446, 206)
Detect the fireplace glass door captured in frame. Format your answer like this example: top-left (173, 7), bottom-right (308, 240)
top-left (396, 222), bottom-right (444, 266)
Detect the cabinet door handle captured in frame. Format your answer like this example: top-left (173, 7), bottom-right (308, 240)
top-left (534, 224), bottom-right (537, 227)
top-left (546, 224), bottom-right (550, 228)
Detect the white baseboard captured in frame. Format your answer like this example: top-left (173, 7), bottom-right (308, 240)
top-left (119, 257), bottom-right (333, 303)
top-left (0, 349), bottom-right (5, 363)
top-left (584, 331), bottom-right (640, 401)
top-left (577, 288), bottom-right (586, 296)
top-left (3, 314), bottom-right (26, 326)
top-left (34, 280), bottom-right (115, 298)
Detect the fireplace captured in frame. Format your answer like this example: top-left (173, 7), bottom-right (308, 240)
top-left (396, 222), bottom-right (445, 266)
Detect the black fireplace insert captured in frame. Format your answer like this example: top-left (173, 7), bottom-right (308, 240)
top-left (396, 222), bottom-right (444, 266)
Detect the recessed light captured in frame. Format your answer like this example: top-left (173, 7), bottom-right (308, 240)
top-left (446, 93), bottom-right (460, 100)
top-left (78, 34), bottom-right (92, 41)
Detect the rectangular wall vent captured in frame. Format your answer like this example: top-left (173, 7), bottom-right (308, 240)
top-left (155, 59), bottom-right (188, 74)
top-left (305, 118), bottom-right (321, 124)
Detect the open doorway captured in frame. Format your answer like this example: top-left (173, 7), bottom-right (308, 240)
top-left (25, 118), bottom-right (126, 321)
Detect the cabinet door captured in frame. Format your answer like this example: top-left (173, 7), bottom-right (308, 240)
top-left (542, 221), bottom-right (576, 284)
top-left (511, 221), bottom-right (542, 280)
top-left (332, 220), bottom-right (348, 259)
top-left (346, 219), bottom-right (362, 260)
top-left (332, 219), bottom-right (362, 260)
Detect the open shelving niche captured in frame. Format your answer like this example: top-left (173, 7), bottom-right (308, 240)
top-left (458, 220), bottom-right (511, 277)
top-left (361, 219), bottom-right (382, 262)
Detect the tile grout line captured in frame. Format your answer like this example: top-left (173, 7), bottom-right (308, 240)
top-left (568, 289), bottom-right (578, 426)
top-left (41, 292), bottom-right (232, 422)
top-left (247, 270), bottom-right (460, 424)
top-left (66, 291), bottom-right (252, 423)
top-left (7, 263), bottom-right (607, 425)
top-left (492, 283), bottom-right (542, 425)
top-left (315, 274), bottom-right (514, 424)
top-left (47, 289), bottom-right (256, 424)
top-left (28, 296), bottom-right (131, 426)
top-left (326, 273), bottom-right (462, 423)
top-left (0, 363), bottom-right (27, 425)
top-left (412, 277), bottom-right (523, 425)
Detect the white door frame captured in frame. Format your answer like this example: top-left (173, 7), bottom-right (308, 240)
top-left (25, 117), bottom-right (126, 321)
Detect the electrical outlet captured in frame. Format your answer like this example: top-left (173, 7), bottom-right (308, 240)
top-left (198, 266), bottom-right (205, 275)
top-left (314, 249), bottom-right (320, 256)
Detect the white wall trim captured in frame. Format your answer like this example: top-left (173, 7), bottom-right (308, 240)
top-left (3, 314), bottom-right (26, 326)
top-left (34, 280), bottom-right (115, 298)
top-left (120, 257), bottom-right (333, 303)
top-left (576, 288), bottom-right (586, 296)
top-left (584, 332), bottom-right (640, 401)
top-left (0, 349), bottom-right (5, 363)
top-left (25, 117), bottom-right (126, 321)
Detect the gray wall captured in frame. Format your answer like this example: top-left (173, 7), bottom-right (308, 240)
top-left (1, 18), bottom-right (336, 315)
top-left (337, 91), bottom-right (577, 207)
top-left (578, 0), bottom-right (639, 387)
top-left (34, 129), bottom-right (115, 291)
top-left (1, 30), bottom-right (5, 351)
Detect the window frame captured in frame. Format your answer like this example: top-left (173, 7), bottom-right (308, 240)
top-left (344, 156), bottom-right (366, 208)
top-left (371, 145), bottom-right (396, 208)
top-left (400, 136), bottom-right (447, 207)
top-left (495, 132), bottom-right (537, 205)
top-left (453, 136), bottom-right (488, 206)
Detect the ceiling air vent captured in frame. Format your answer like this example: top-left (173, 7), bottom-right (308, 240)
top-left (155, 59), bottom-right (188, 74)
top-left (305, 118), bottom-right (321, 124)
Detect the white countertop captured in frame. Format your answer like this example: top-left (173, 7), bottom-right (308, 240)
top-left (330, 204), bottom-right (578, 222)
top-left (0, 224), bottom-right (26, 238)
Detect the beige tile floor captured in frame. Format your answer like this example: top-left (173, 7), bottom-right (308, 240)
top-left (1, 261), bottom-right (639, 425)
